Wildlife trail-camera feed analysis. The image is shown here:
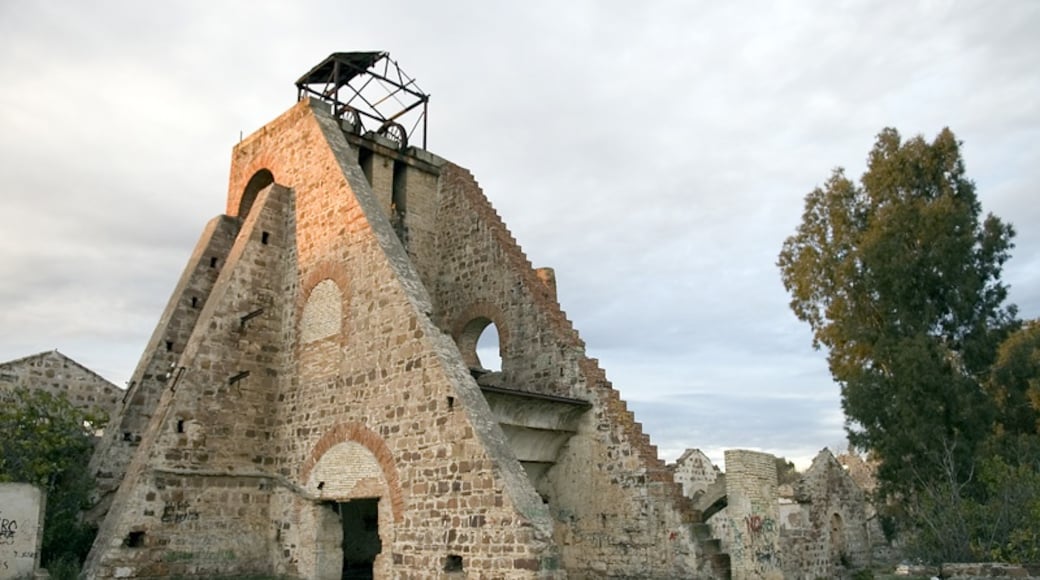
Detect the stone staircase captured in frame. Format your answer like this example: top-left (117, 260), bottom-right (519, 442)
top-left (690, 518), bottom-right (731, 580)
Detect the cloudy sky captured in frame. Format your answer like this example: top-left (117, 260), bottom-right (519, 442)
top-left (1, 1), bottom-right (1037, 469)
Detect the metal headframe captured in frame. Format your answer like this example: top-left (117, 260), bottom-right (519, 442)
top-left (295, 52), bottom-right (430, 150)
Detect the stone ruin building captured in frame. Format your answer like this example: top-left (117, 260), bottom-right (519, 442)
top-left (0, 349), bottom-right (121, 417)
top-left (80, 52), bottom-right (729, 579)
top-left (672, 447), bottom-right (892, 579)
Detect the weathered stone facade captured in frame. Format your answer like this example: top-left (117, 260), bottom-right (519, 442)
top-left (83, 59), bottom-right (718, 578)
top-left (0, 349), bottom-right (121, 418)
top-left (775, 449), bottom-right (885, 579)
top-left (677, 448), bottom-right (892, 580)
top-left (716, 450), bottom-right (784, 580)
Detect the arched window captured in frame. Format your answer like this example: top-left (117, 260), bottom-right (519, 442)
top-left (476, 322), bottom-right (502, 372)
top-left (457, 317), bottom-right (502, 372)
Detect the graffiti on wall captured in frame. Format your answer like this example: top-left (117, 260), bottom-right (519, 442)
top-left (0, 516), bottom-right (16, 545)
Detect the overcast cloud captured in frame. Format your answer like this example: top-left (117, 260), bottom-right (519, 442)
top-left (1, 0), bottom-right (1037, 469)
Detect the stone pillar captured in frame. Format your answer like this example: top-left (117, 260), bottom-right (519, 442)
top-left (724, 450), bottom-right (783, 580)
top-left (0, 483), bottom-right (46, 580)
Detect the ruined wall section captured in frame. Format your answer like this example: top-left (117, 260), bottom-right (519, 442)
top-left (778, 449), bottom-right (876, 579)
top-left (431, 164), bottom-right (583, 398)
top-left (224, 100), bottom-right (562, 578)
top-left (88, 215), bottom-right (241, 521)
top-left (84, 184), bottom-right (294, 579)
top-left (721, 450), bottom-right (783, 580)
top-left (429, 166), bottom-right (704, 577)
top-left (0, 350), bottom-right (120, 416)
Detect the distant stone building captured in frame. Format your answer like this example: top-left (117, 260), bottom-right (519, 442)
top-left (0, 349), bottom-right (121, 417)
top-left (672, 448), bottom-right (722, 501)
top-left (82, 53), bottom-right (726, 579)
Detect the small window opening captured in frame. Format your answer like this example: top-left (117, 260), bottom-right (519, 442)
top-left (165, 340), bottom-right (173, 352)
top-left (176, 419), bottom-right (185, 434)
top-left (123, 432), bottom-right (133, 442)
top-left (391, 160), bottom-right (408, 242)
top-left (358, 147), bottom-right (374, 186)
top-left (444, 554), bottom-right (463, 572)
top-left (126, 531), bottom-right (145, 548)
top-left (447, 396), bottom-right (455, 411)
top-left (190, 296), bottom-right (198, 308)
top-left (209, 257), bottom-right (218, 268)
top-left (261, 231), bottom-right (270, 245)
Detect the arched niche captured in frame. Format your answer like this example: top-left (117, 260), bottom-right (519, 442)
top-left (300, 279), bottom-right (343, 344)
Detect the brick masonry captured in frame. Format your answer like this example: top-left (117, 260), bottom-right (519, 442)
top-left (82, 98), bottom-right (713, 578)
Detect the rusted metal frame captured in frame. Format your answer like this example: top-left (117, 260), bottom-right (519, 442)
top-left (369, 77), bottom-right (414, 110)
top-left (381, 99), bottom-right (426, 124)
top-left (360, 68), bottom-right (427, 101)
top-left (296, 53), bottom-right (429, 148)
top-left (343, 76), bottom-right (384, 121)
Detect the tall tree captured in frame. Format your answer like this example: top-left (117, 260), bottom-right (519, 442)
top-left (777, 127), bottom-right (1017, 498)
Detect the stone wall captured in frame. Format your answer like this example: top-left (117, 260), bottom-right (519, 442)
top-left (718, 450), bottom-right (783, 580)
top-left (0, 350), bottom-right (120, 418)
top-left (88, 215), bottom-right (240, 523)
top-left (429, 164), bottom-right (704, 578)
top-left (84, 100), bottom-right (561, 579)
top-left (700, 448), bottom-right (891, 579)
top-left (777, 449), bottom-right (888, 579)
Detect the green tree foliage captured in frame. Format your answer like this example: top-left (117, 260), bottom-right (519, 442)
top-left (988, 320), bottom-right (1040, 439)
top-left (905, 454), bottom-right (1040, 563)
top-left (0, 388), bottom-right (106, 569)
top-left (779, 127), bottom-right (1040, 563)
top-left (778, 127), bottom-right (1017, 498)
top-left (775, 456), bottom-right (800, 485)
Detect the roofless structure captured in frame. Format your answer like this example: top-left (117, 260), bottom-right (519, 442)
top-left (84, 52), bottom-right (728, 579)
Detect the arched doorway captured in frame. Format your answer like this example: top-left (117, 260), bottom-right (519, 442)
top-left (301, 426), bottom-right (403, 580)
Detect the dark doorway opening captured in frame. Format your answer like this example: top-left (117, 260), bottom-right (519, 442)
top-left (340, 498), bottom-right (381, 579)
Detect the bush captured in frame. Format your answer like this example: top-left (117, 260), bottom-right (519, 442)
top-left (0, 389), bottom-right (107, 569)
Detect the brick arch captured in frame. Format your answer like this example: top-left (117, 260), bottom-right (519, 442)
top-left (238, 169), bottom-right (274, 218)
top-left (451, 302), bottom-right (510, 370)
top-left (295, 260), bottom-right (352, 351)
top-left (300, 422), bottom-right (404, 523)
top-left (228, 151), bottom-right (280, 216)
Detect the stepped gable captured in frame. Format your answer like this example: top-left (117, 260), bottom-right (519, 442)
top-left (83, 52), bottom-right (719, 579)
